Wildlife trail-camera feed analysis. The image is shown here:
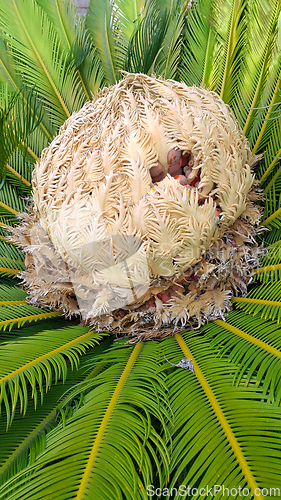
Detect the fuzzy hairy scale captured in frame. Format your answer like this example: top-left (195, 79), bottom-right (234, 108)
top-left (12, 73), bottom-right (263, 339)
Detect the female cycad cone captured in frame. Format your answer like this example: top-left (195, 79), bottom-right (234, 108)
top-left (11, 73), bottom-right (263, 340)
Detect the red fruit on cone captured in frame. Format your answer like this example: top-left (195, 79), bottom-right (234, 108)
top-left (168, 161), bottom-right (182, 174)
top-left (150, 161), bottom-right (163, 177)
top-left (167, 148), bottom-right (181, 165)
top-left (160, 293), bottom-right (170, 303)
top-left (174, 174), bottom-right (188, 185)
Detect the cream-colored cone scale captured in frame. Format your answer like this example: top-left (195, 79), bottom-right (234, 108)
top-left (11, 74), bottom-right (263, 340)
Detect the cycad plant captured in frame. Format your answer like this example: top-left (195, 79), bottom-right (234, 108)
top-left (0, 0), bottom-right (281, 499)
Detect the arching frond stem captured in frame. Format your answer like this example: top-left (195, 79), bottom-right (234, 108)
top-left (0, 267), bottom-right (20, 274)
top-left (21, 143), bottom-right (39, 163)
top-left (269, 238), bottom-right (281, 247)
top-left (262, 207), bottom-right (281, 226)
top-left (75, 342), bottom-right (143, 500)
top-left (215, 320), bottom-right (281, 359)
top-left (0, 311), bottom-right (61, 334)
top-left (175, 333), bottom-right (264, 500)
top-left (253, 263), bottom-right (281, 275)
top-left (0, 323), bottom-right (103, 385)
top-left (0, 202), bottom-right (18, 216)
top-left (0, 300), bottom-right (26, 306)
top-left (232, 297), bottom-right (281, 308)
top-left (6, 165), bottom-right (31, 187)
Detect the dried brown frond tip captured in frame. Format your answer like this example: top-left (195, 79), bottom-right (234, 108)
top-left (11, 73), bottom-right (264, 339)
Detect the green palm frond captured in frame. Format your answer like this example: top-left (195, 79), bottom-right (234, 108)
top-left (215, 0), bottom-right (248, 105)
top-left (0, 304), bottom-right (61, 332)
top-left (0, 237), bottom-right (26, 276)
top-left (0, 242), bottom-right (25, 272)
top-left (202, 312), bottom-right (281, 397)
top-left (36, 0), bottom-right (82, 53)
top-left (36, 0), bottom-right (104, 101)
top-left (178, 0), bottom-right (214, 87)
top-left (126, 3), bottom-right (169, 75)
top-left (0, 0), bottom-right (85, 129)
top-left (86, 0), bottom-right (120, 85)
top-left (238, 0), bottom-right (280, 131)
top-left (0, 183), bottom-right (26, 216)
top-left (0, 340), bottom-right (112, 485)
top-left (0, 342), bottom-right (169, 500)
top-left (0, 0), bottom-right (281, 497)
top-left (254, 262), bottom-right (281, 283)
top-left (262, 189), bottom-right (281, 228)
top-left (250, 62), bottom-right (281, 155)
top-left (5, 168), bottom-right (31, 194)
top-left (114, 0), bottom-right (145, 41)
top-left (0, 88), bottom-right (43, 181)
top-left (0, 284), bottom-right (26, 303)
top-left (253, 243), bottom-right (281, 282)
top-left (153, 0), bottom-right (187, 80)
top-left (160, 332), bottom-right (281, 496)
top-left (233, 280), bottom-right (281, 323)
top-left (0, 39), bottom-right (21, 100)
top-left (0, 325), bottom-right (106, 427)
top-left (261, 227), bottom-right (281, 246)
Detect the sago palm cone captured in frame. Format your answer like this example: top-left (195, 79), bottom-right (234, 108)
top-left (11, 73), bottom-right (264, 340)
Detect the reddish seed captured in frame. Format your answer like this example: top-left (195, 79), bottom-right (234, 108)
top-left (150, 161), bottom-right (163, 177)
top-left (175, 156), bottom-right (189, 168)
top-left (168, 161), bottom-right (182, 174)
top-left (175, 174), bottom-right (188, 185)
top-left (152, 173), bottom-right (164, 183)
top-left (167, 148), bottom-right (181, 165)
top-left (171, 168), bottom-right (182, 177)
top-left (181, 155), bottom-right (189, 167)
top-left (160, 293), bottom-right (170, 303)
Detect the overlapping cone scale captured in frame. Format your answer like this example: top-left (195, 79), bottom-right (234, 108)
top-left (10, 73), bottom-right (264, 340)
